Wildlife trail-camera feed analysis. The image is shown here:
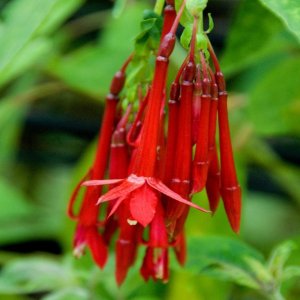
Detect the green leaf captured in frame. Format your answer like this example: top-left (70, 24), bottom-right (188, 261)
top-left (220, 0), bottom-right (296, 76)
top-left (258, 0), bottom-right (300, 43)
top-left (268, 241), bottom-right (297, 281)
top-left (0, 0), bottom-right (83, 86)
top-left (0, 165), bottom-right (70, 245)
top-left (243, 192), bottom-right (300, 249)
top-left (249, 57), bottom-right (300, 135)
top-left (186, 0), bottom-right (208, 17)
top-left (0, 258), bottom-right (73, 294)
top-left (186, 236), bottom-right (266, 288)
top-left (43, 287), bottom-right (90, 300)
top-left (0, 179), bottom-right (33, 221)
top-left (180, 25), bottom-right (192, 50)
top-left (135, 10), bottom-right (162, 55)
top-left (48, 3), bottom-right (146, 98)
top-left (175, 0), bottom-right (193, 27)
top-left (282, 266), bottom-right (300, 281)
top-left (245, 257), bottom-right (273, 284)
top-left (113, 0), bottom-right (128, 18)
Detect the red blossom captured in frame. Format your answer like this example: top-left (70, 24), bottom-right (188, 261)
top-left (67, 0), bottom-right (242, 284)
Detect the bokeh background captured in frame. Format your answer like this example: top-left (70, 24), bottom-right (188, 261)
top-left (0, 0), bottom-right (299, 299)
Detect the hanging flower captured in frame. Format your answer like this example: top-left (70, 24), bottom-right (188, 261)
top-left (68, 0), bottom-right (241, 285)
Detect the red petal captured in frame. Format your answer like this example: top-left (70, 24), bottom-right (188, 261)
top-left (173, 232), bottom-right (186, 266)
top-left (107, 196), bottom-right (127, 219)
top-left (82, 178), bottom-right (123, 186)
top-left (115, 237), bottom-right (137, 286)
top-left (98, 179), bottom-right (142, 203)
top-left (221, 185), bottom-right (242, 233)
top-left (206, 148), bottom-right (221, 213)
top-left (130, 184), bottom-right (158, 227)
top-left (147, 178), bottom-right (210, 213)
top-left (192, 161), bottom-right (209, 194)
top-left (149, 203), bottom-right (168, 248)
top-left (86, 227), bottom-right (108, 269)
top-left (140, 247), bottom-right (153, 281)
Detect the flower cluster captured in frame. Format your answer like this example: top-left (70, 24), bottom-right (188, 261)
top-left (68, 0), bottom-right (241, 285)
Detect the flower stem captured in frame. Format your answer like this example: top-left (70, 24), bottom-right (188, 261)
top-left (154, 0), bottom-right (165, 15)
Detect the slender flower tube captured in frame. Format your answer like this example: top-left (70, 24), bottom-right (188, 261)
top-left (205, 69), bottom-right (221, 213)
top-left (205, 147), bottom-right (221, 213)
top-left (192, 52), bottom-right (211, 194)
top-left (165, 59), bottom-right (195, 235)
top-left (68, 57), bottom-right (131, 267)
top-left (209, 45), bottom-right (242, 232)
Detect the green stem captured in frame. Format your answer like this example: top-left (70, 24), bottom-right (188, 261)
top-left (267, 290), bottom-right (285, 300)
top-left (154, 0), bottom-right (165, 15)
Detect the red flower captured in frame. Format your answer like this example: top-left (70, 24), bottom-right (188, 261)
top-left (84, 175), bottom-right (208, 227)
top-left (67, 0), bottom-right (242, 284)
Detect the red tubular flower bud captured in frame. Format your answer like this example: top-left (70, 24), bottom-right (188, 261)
top-left (164, 82), bottom-right (180, 184)
top-left (158, 33), bottom-right (176, 58)
top-left (93, 94), bottom-right (119, 179)
top-left (110, 71), bottom-right (125, 95)
top-left (207, 70), bottom-right (219, 161)
top-left (161, 4), bottom-right (176, 38)
top-left (205, 147), bottom-right (221, 213)
top-left (182, 61), bottom-right (196, 82)
top-left (192, 64), bottom-right (202, 144)
top-left (216, 71), bottom-right (242, 233)
top-left (109, 54), bottom-right (131, 95)
top-left (126, 89), bottom-right (149, 147)
top-left (218, 94), bottom-right (242, 232)
top-left (132, 56), bottom-right (170, 177)
top-left (109, 106), bottom-right (131, 181)
top-left (115, 201), bottom-right (142, 285)
top-left (165, 61), bottom-right (194, 235)
top-left (192, 57), bottom-right (211, 194)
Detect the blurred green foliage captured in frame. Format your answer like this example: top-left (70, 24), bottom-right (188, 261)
top-left (0, 0), bottom-right (299, 299)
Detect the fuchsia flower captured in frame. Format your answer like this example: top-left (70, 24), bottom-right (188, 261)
top-left (68, 0), bottom-right (241, 285)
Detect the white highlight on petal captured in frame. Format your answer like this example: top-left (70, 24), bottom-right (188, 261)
top-left (127, 219), bottom-right (138, 226)
top-left (127, 174), bottom-right (146, 184)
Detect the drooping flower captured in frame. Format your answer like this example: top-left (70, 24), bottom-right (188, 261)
top-left (68, 0), bottom-right (241, 285)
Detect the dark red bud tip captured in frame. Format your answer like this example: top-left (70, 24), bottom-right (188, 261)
top-left (110, 71), bottom-right (125, 95)
top-left (211, 83), bottom-right (218, 100)
top-left (182, 61), bottom-right (196, 82)
top-left (174, 233), bottom-right (186, 266)
top-left (106, 93), bottom-right (119, 102)
top-left (206, 172), bottom-right (220, 213)
top-left (215, 71), bottom-right (226, 92)
top-left (194, 81), bottom-right (202, 94)
top-left (221, 185), bottom-right (242, 233)
top-left (165, 4), bottom-right (175, 12)
top-left (191, 162), bottom-right (209, 194)
top-left (202, 78), bottom-right (211, 96)
top-left (159, 33), bottom-right (176, 58)
top-left (170, 82), bottom-right (180, 101)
